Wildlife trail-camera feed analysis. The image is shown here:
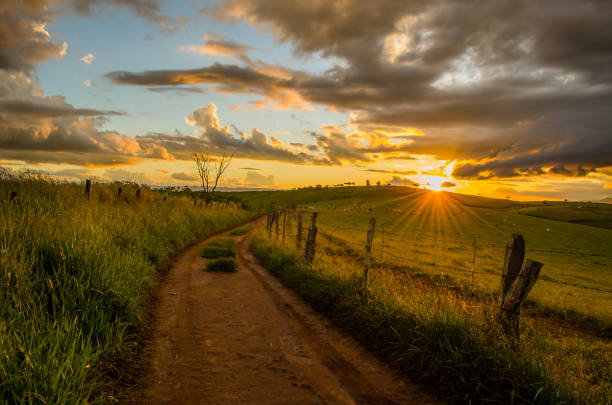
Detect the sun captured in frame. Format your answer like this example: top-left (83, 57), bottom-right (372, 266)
top-left (417, 175), bottom-right (454, 192)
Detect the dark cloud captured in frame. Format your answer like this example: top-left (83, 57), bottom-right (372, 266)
top-left (4, 0), bottom-right (612, 181)
top-left (0, 1), bottom-right (66, 71)
top-left (147, 86), bottom-right (207, 94)
top-left (163, 1), bottom-right (612, 177)
top-left (239, 167), bottom-right (261, 171)
top-left (0, 99), bottom-right (122, 118)
top-left (67, 0), bottom-right (182, 32)
top-left (106, 63), bottom-right (281, 90)
top-left (440, 181), bottom-right (457, 188)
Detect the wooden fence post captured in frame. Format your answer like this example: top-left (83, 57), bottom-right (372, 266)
top-left (380, 223), bottom-right (385, 261)
top-left (296, 212), bottom-right (303, 249)
top-left (267, 213), bottom-right (272, 238)
top-left (85, 179), bottom-right (91, 198)
top-left (470, 235), bottom-right (476, 290)
top-left (282, 208), bottom-right (287, 245)
top-left (117, 187), bottom-right (123, 199)
top-left (363, 218), bottom-right (376, 286)
top-left (136, 188), bottom-right (141, 200)
top-left (500, 234), bottom-right (525, 300)
top-left (500, 259), bottom-right (543, 336)
top-left (275, 211), bottom-right (280, 239)
top-left (499, 233), bottom-right (543, 337)
top-left (305, 212), bottom-right (318, 263)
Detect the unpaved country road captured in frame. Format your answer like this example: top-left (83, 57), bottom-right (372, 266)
top-left (122, 223), bottom-right (440, 404)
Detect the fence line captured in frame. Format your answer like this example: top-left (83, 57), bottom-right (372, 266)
top-left (274, 210), bottom-right (612, 295)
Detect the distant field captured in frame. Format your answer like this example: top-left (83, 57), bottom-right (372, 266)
top-left (518, 203), bottom-right (612, 229)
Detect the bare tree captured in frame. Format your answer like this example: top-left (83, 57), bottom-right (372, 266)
top-left (193, 151), bottom-right (233, 201)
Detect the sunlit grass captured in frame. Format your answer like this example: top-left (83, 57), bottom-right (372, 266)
top-left (0, 171), bottom-right (255, 403)
top-left (252, 224), bottom-right (611, 404)
top-left (285, 189), bottom-right (612, 334)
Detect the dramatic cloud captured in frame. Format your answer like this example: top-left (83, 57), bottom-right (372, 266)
top-left (0, 0), bottom-right (186, 166)
top-left (0, 2), bottom-right (66, 71)
top-left (105, 0), bottom-right (612, 179)
top-left (0, 72), bottom-right (169, 166)
top-left (0, 99), bottom-right (120, 118)
top-left (138, 103), bottom-right (328, 164)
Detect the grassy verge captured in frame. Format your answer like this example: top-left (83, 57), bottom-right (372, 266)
top-left (201, 238), bottom-right (236, 258)
top-left (250, 231), bottom-right (610, 404)
top-left (0, 172), bottom-right (256, 403)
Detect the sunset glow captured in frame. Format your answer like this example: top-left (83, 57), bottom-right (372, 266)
top-left (1, 1), bottom-right (611, 201)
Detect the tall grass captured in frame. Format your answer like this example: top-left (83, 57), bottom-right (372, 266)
top-left (0, 171), bottom-right (255, 403)
top-left (251, 229), bottom-right (611, 404)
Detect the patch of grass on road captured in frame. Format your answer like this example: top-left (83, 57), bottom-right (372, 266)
top-left (229, 226), bottom-right (252, 236)
top-left (202, 238), bottom-right (236, 258)
top-left (206, 257), bottom-right (238, 272)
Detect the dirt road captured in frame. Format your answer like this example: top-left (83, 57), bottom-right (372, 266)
top-left (123, 225), bottom-right (439, 404)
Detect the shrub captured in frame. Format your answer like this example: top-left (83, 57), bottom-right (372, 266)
top-left (201, 238), bottom-right (235, 258)
top-left (206, 257), bottom-right (238, 272)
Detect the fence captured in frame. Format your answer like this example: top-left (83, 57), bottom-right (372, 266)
top-left (263, 208), bottom-right (612, 337)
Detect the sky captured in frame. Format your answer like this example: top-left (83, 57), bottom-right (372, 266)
top-left (1, 0), bottom-right (612, 200)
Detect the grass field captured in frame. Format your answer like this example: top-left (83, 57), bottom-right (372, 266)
top-left (245, 186), bottom-right (611, 403)
top-left (3, 176), bottom-right (609, 403)
top-left (0, 172), bottom-right (255, 403)
top-left (234, 186), bottom-right (612, 334)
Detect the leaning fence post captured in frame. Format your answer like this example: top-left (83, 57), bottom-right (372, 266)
top-left (500, 259), bottom-right (543, 336)
top-left (296, 212), bottom-right (303, 249)
top-left (305, 212), bottom-right (318, 263)
top-left (85, 179), bottom-right (91, 198)
top-left (363, 218), bottom-right (376, 286)
top-left (282, 208), bottom-right (287, 245)
top-left (499, 233), bottom-right (543, 337)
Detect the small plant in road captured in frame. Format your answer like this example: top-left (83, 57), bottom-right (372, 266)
top-left (206, 257), bottom-right (238, 272)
